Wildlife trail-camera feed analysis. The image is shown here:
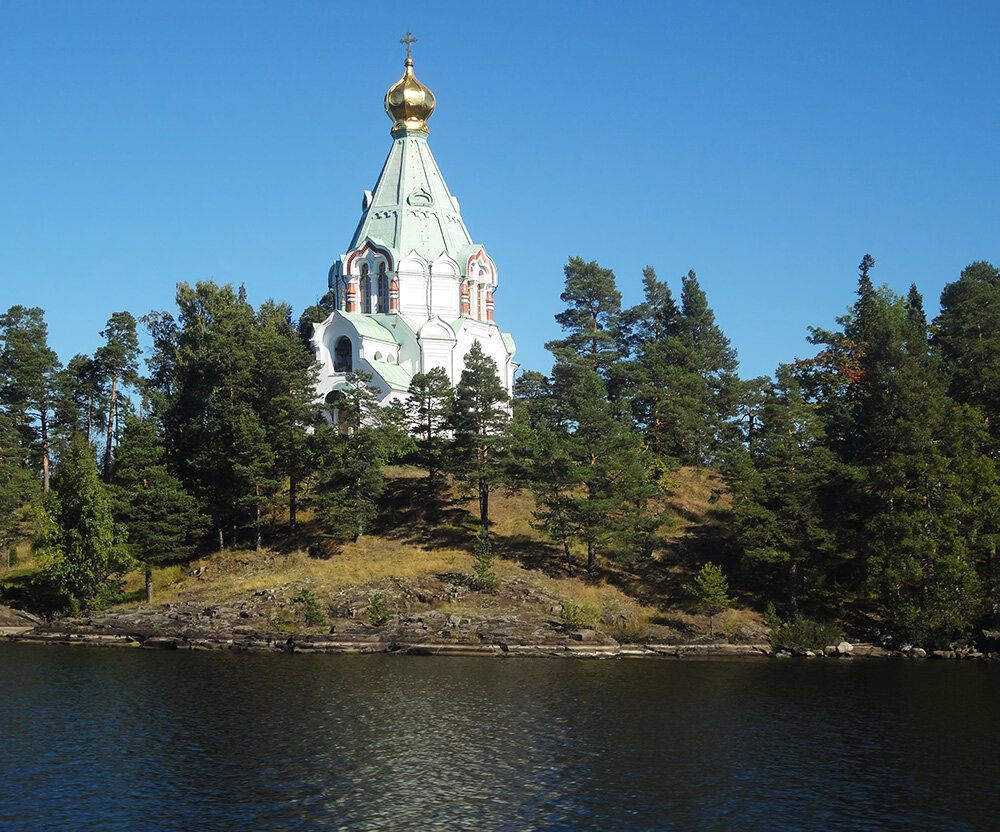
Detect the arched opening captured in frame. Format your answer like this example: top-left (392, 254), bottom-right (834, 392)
top-left (377, 262), bottom-right (389, 313)
top-left (334, 336), bottom-right (353, 373)
top-left (324, 390), bottom-right (356, 435)
top-left (360, 264), bottom-right (372, 314)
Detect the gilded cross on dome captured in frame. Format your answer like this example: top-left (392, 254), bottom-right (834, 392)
top-left (400, 32), bottom-right (417, 61)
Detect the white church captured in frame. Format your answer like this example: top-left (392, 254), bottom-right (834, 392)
top-left (311, 40), bottom-right (517, 408)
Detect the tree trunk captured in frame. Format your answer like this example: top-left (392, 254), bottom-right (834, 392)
top-left (3, 542), bottom-right (10, 570)
top-left (479, 480), bottom-right (490, 531)
top-left (289, 472), bottom-right (297, 531)
top-left (255, 484), bottom-right (262, 551)
top-left (587, 539), bottom-right (596, 573)
top-left (145, 567), bottom-right (154, 604)
top-left (41, 413), bottom-right (50, 491)
top-left (564, 538), bottom-right (574, 576)
top-left (218, 527), bottom-right (224, 552)
top-left (788, 560), bottom-right (800, 621)
top-left (104, 372), bottom-right (118, 480)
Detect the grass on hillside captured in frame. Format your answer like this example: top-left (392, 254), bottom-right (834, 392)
top-left (2, 466), bottom-right (763, 640)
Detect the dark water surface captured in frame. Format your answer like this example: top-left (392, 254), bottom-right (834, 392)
top-left (1, 644), bottom-right (998, 831)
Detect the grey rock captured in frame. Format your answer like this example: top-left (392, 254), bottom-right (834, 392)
top-left (836, 641), bottom-right (854, 655)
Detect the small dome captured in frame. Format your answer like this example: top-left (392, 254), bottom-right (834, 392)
top-left (384, 57), bottom-right (436, 136)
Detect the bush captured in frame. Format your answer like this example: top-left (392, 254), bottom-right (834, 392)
top-left (562, 600), bottom-right (599, 630)
top-left (367, 591), bottom-right (389, 626)
top-left (471, 530), bottom-right (497, 594)
top-left (301, 588), bottom-right (326, 627)
top-left (769, 618), bottom-right (841, 651)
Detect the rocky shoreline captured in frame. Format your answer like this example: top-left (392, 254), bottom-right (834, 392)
top-left (3, 603), bottom-right (998, 661)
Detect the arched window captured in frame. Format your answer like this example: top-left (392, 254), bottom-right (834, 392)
top-left (334, 336), bottom-right (352, 373)
top-left (360, 264), bottom-right (372, 314)
top-left (477, 281), bottom-right (486, 320)
top-left (376, 262), bottom-right (389, 313)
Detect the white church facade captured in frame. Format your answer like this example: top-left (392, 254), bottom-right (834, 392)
top-left (311, 42), bottom-right (516, 408)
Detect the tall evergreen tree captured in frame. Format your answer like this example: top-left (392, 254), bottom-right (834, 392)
top-left (112, 416), bottom-right (206, 602)
top-left (726, 366), bottom-right (835, 619)
top-left (545, 257), bottom-right (622, 375)
top-left (616, 268), bottom-right (739, 465)
top-left (36, 436), bottom-right (132, 609)
top-left (406, 367), bottom-right (454, 494)
top-left (95, 311), bottom-right (140, 480)
top-left (312, 371), bottom-right (410, 542)
top-left (934, 261), bottom-right (1000, 446)
top-left (148, 283), bottom-right (274, 548)
top-left (798, 257), bottom-right (991, 643)
top-left (0, 410), bottom-right (37, 568)
top-left (546, 360), bottom-right (662, 572)
top-left (0, 306), bottom-right (61, 490)
top-left (451, 341), bottom-right (510, 533)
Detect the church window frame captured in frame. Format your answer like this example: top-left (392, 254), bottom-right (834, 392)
top-left (360, 264), bottom-right (372, 314)
top-left (376, 262), bottom-right (389, 313)
top-left (333, 336), bottom-right (353, 373)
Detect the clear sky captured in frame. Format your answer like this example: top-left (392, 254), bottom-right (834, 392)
top-left (2, 1), bottom-right (997, 381)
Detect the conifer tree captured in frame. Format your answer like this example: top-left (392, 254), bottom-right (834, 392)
top-left (95, 311), bottom-right (140, 480)
top-left (0, 306), bottom-right (61, 490)
top-left (726, 366), bottom-right (835, 619)
top-left (451, 341), bottom-right (510, 533)
top-left (55, 354), bottom-right (107, 448)
top-left (798, 257), bottom-right (991, 643)
top-left (147, 283), bottom-right (316, 548)
top-left (112, 416), bottom-right (206, 602)
top-left (548, 360), bottom-right (662, 571)
top-left (312, 371), bottom-right (410, 542)
top-left (934, 261), bottom-right (1000, 446)
top-left (406, 367), bottom-right (454, 493)
top-left (36, 436), bottom-right (132, 609)
top-left (692, 562), bottom-right (734, 637)
top-left (616, 268), bottom-right (739, 465)
top-left (0, 410), bottom-right (37, 568)
top-left (545, 257), bottom-right (621, 375)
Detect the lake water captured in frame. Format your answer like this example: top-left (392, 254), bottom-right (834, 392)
top-left (1, 644), bottom-right (998, 831)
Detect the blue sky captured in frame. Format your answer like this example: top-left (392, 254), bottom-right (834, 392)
top-left (2, 1), bottom-right (997, 381)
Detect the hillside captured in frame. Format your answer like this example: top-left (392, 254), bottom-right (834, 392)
top-left (2, 466), bottom-right (770, 647)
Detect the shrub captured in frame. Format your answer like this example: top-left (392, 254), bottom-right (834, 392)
top-left (471, 530), bottom-right (497, 594)
top-left (562, 600), bottom-right (599, 630)
top-left (301, 588), bottom-right (326, 627)
top-left (769, 618), bottom-right (841, 652)
top-left (367, 591), bottom-right (389, 626)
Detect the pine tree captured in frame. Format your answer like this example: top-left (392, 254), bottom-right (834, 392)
top-left (36, 436), bottom-right (132, 609)
top-left (147, 283), bottom-right (315, 549)
top-left (934, 261), bottom-right (1000, 446)
top-left (545, 257), bottom-right (621, 375)
top-left (312, 371), bottom-right (411, 543)
top-left (451, 341), bottom-right (510, 533)
top-left (801, 258), bottom-right (989, 644)
top-left (112, 416), bottom-right (206, 602)
top-left (95, 311), bottom-right (140, 480)
top-left (692, 562), bottom-right (734, 636)
top-left (0, 410), bottom-right (37, 568)
top-left (726, 366), bottom-right (835, 619)
top-left (406, 367), bottom-right (454, 493)
top-left (615, 268), bottom-right (739, 465)
top-left (0, 306), bottom-right (61, 490)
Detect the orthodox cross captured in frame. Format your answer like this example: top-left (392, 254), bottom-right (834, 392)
top-left (400, 32), bottom-right (417, 60)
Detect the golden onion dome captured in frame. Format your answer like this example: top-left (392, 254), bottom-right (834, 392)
top-left (384, 55), bottom-right (436, 136)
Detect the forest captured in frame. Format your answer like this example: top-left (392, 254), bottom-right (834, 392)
top-left (1, 255), bottom-right (999, 649)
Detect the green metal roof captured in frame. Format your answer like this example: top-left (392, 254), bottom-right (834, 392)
top-left (366, 360), bottom-right (413, 392)
top-left (338, 311), bottom-right (398, 342)
top-left (349, 133), bottom-right (476, 267)
top-left (500, 332), bottom-right (516, 355)
top-left (370, 313), bottom-right (418, 340)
